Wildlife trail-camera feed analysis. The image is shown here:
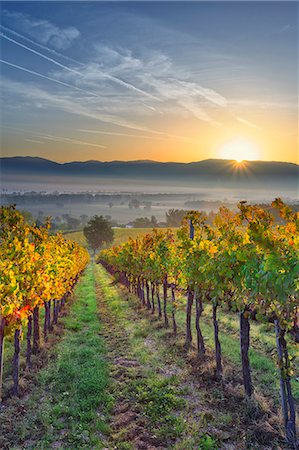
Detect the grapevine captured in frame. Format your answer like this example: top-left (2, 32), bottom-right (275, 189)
top-left (99, 198), bottom-right (298, 446)
top-left (0, 205), bottom-right (89, 400)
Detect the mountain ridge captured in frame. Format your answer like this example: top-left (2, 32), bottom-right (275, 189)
top-left (1, 156), bottom-right (298, 192)
top-left (1, 155), bottom-right (298, 167)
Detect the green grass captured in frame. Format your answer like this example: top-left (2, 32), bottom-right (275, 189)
top-left (96, 265), bottom-right (284, 448)
top-left (65, 227), bottom-right (177, 249)
top-left (64, 227), bottom-right (298, 405)
top-left (2, 262), bottom-right (296, 448)
top-left (173, 299), bottom-right (299, 403)
top-left (95, 264), bottom-right (187, 444)
top-left (1, 265), bottom-right (112, 449)
top-left (135, 377), bottom-right (186, 439)
top-left (99, 264), bottom-right (298, 407)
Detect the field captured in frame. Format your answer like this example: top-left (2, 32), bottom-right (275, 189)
top-left (64, 227), bottom-right (177, 248)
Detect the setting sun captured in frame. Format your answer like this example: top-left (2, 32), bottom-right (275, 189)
top-left (217, 138), bottom-right (261, 163)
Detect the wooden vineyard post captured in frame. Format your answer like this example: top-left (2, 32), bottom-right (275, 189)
top-left (156, 282), bottom-right (162, 319)
top-left (189, 219), bottom-right (194, 240)
top-left (275, 320), bottom-right (297, 446)
top-left (163, 275), bottom-right (169, 328)
top-left (151, 282), bottom-right (155, 314)
top-left (240, 309), bottom-right (253, 397)
top-left (146, 281), bottom-right (151, 310)
top-left (185, 289), bottom-right (194, 347)
top-left (44, 301), bottom-right (51, 342)
top-left (171, 284), bottom-right (177, 336)
top-left (26, 315), bottom-right (33, 368)
top-left (195, 290), bottom-right (205, 356)
top-left (185, 219), bottom-right (194, 347)
top-left (13, 328), bottom-right (21, 396)
top-left (212, 302), bottom-right (222, 378)
top-left (33, 306), bottom-right (40, 353)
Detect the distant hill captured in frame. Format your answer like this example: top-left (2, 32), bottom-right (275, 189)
top-left (1, 156), bottom-right (298, 192)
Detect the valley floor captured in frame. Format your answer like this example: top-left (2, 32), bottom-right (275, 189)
top-left (0, 264), bottom-right (296, 449)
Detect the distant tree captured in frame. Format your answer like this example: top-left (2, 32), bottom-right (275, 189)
top-left (80, 214), bottom-right (88, 225)
top-left (129, 199), bottom-right (140, 209)
top-left (83, 215), bottom-right (114, 254)
top-left (132, 216), bottom-right (158, 228)
top-left (20, 210), bottom-right (34, 224)
top-left (165, 209), bottom-right (189, 227)
top-left (151, 215), bottom-right (158, 226)
top-left (66, 216), bottom-right (81, 230)
top-left (143, 201), bottom-right (152, 210)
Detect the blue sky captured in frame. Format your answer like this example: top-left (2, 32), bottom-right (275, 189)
top-left (0, 1), bottom-right (298, 163)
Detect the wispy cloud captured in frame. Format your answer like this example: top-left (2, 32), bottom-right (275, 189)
top-left (55, 43), bottom-right (230, 128)
top-left (24, 138), bottom-right (44, 144)
top-left (1, 78), bottom-right (193, 141)
top-left (5, 125), bottom-right (106, 149)
top-left (0, 24), bottom-right (80, 65)
top-left (229, 99), bottom-right (297, 110)
top-left (236, 117), bottom-right (262, 130)
top-left (277, 24), bottom-right (294, 34)
top-left (38, 133), bottom-right (106, 149)
top-left (0, 58), bottom-right (104, 98)
top-left (0, 29), bottom-right (160, 103)
top-left (2, 10), bottom-right (80, 50)
top-left (0, 16), bottom-right (268, 139)
top-left (78, 129), bottom-right (171, 141)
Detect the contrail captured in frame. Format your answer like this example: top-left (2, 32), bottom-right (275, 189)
top-left (0, 31), bottom-right (161, 102)
top-left (1, 25), bottom-right (158, 112)
top-left (4, 125), bottom-right (106, 149)
top-left (0, 33), bottom-right (83, 73)
top-left (40, 133), bottom-right (107, 149)
top-left (0, 24), bottom-right (81, 66)
top-left (0, 58), bottom-right (104, 98)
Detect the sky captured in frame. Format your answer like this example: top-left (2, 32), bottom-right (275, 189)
top-left (0, 1), bottom-right (298, 163)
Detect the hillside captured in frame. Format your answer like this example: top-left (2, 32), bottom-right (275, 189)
top-left (2, 156), bottom-right (298, 187)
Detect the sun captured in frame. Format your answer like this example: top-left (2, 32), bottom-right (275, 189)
top-left (217, 138), bottom-right (260, 163)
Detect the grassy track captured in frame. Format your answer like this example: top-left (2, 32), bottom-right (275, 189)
top-left (0, 265), bottom-right (111, 449)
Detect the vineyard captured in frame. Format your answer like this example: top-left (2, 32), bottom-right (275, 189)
top-left (99, 199), bottom-right (299, 447)
top-left (0, 201), bottom-right (298, 449)
top-left (0, 206), bottom-right (89, 401)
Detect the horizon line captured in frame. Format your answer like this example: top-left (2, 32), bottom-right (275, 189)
top-left (1, 155), bottom-right (299, 166)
